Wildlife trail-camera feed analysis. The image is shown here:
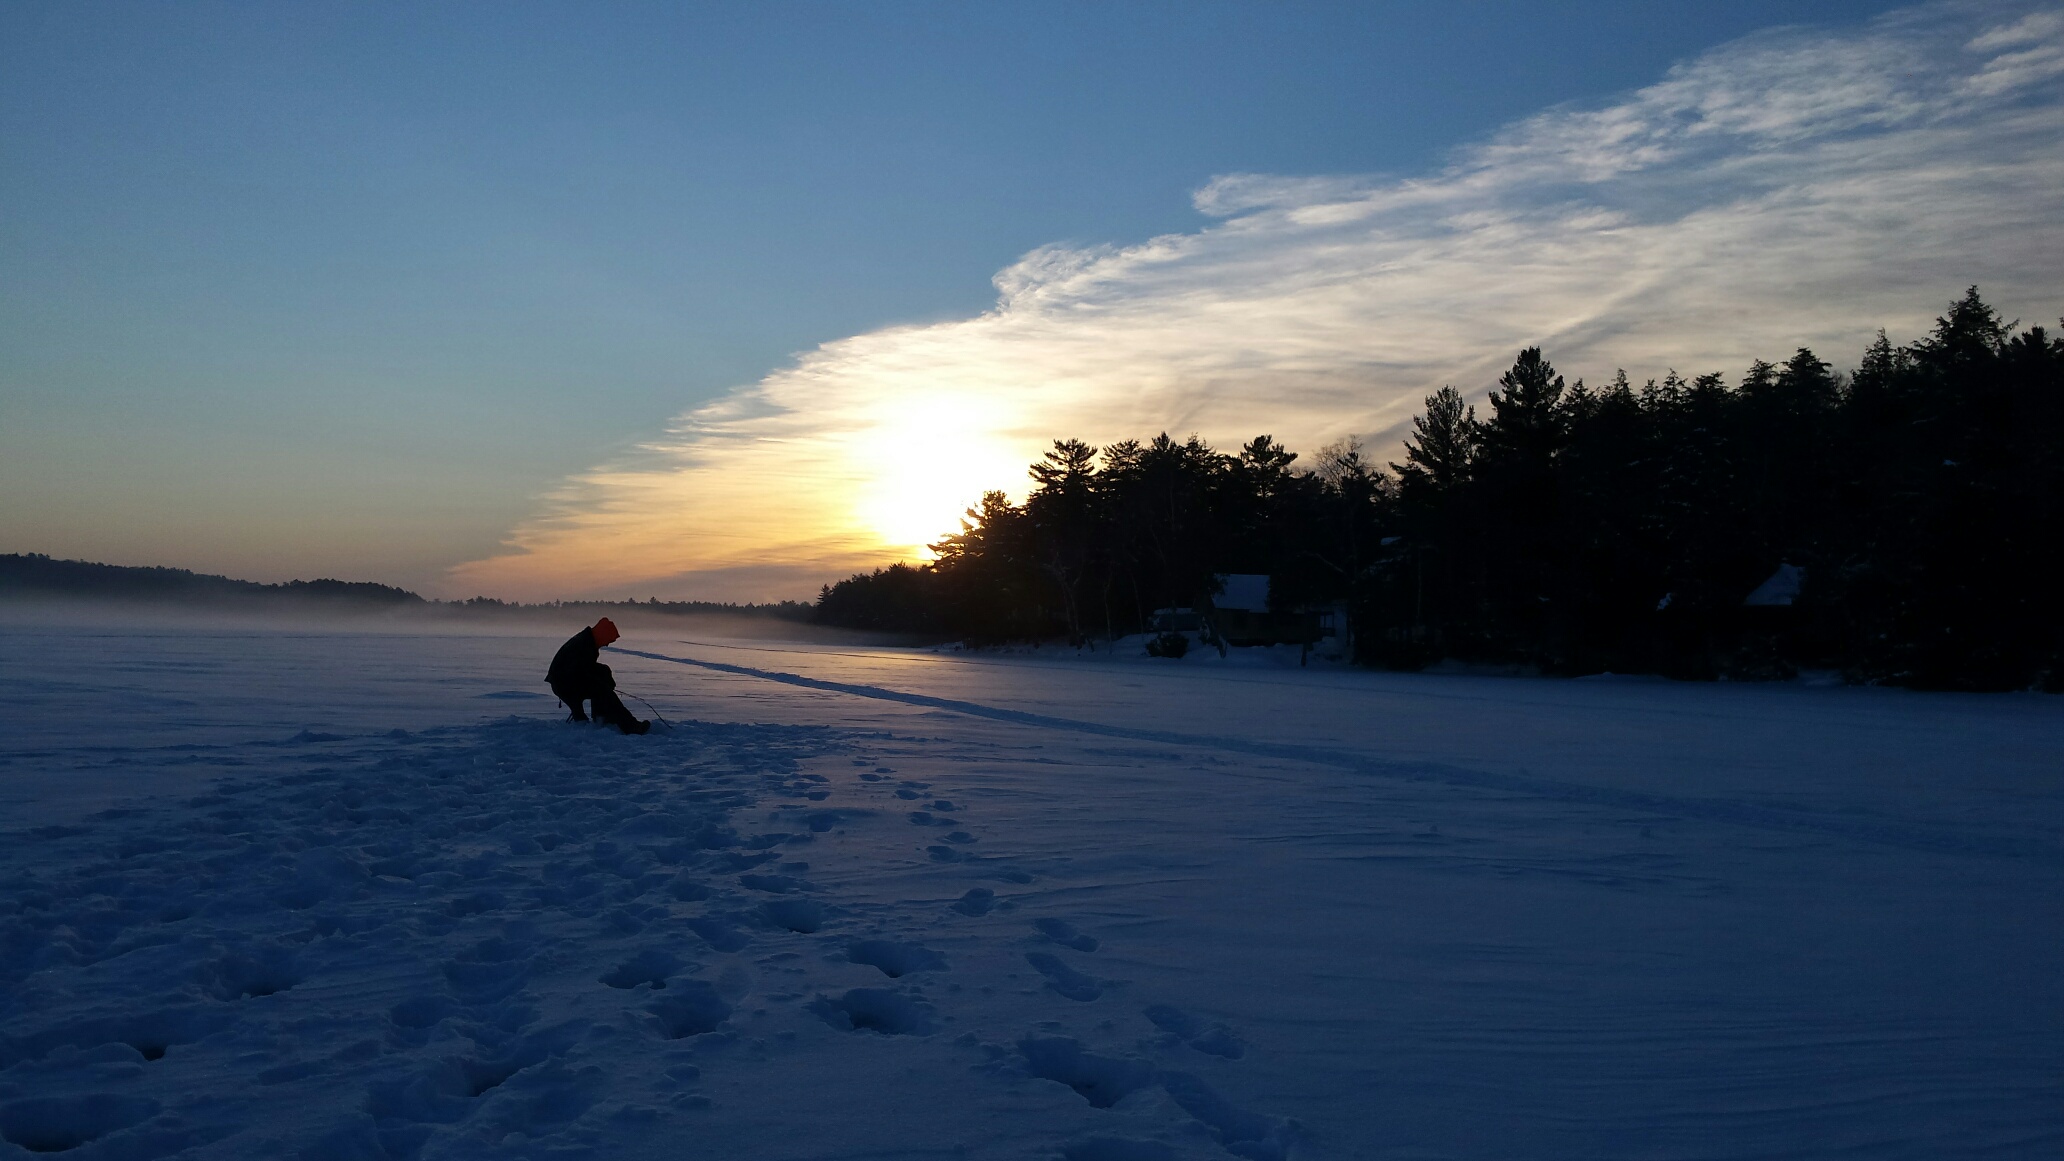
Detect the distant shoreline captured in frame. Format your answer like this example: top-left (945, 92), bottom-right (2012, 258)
top-left (0, 553), bottom-right (811, 622)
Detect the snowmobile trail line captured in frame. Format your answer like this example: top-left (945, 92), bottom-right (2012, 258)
top-left (614, 646), bottom-right (2062, 866)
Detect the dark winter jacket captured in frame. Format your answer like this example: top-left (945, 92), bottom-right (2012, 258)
top-left (546, 628), bottom-right (613, 691)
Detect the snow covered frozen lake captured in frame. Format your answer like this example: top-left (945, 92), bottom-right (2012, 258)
top-left (2, 615), bottom-right (2060, 1159)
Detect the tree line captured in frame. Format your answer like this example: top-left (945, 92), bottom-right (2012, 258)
top-left (814, 288), bottom-right (2064, 691)
top-left (0, 554), bottom-right (812, 621)
top-left (0, 554), bottom-right (425, 606)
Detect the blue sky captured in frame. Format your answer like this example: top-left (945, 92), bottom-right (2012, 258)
top-left (4, 0), bottom-right (2051, 597)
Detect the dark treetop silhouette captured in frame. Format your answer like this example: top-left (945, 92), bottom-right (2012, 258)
top-left (815, 288), bottom-right (2064, 691)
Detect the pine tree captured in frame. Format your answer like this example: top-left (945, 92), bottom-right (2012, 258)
top-left (1479, 347), bottom-right (1566, 466)
top-left (1392, 385), bottom-right (1476, 495)
top-left (1025, 440), bottom-right (1102, 644)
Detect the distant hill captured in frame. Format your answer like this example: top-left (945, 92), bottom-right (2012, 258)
top-left (0, 554), bottom-right (424, 606)
top-left (0, 553), bottom-right (811, 619)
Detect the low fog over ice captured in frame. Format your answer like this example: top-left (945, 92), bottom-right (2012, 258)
top-left (2, 618), bottom-right (2058, 1158)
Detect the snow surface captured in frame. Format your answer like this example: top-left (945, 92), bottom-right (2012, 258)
top-left (2, 617), bottom-right (2061, 1159)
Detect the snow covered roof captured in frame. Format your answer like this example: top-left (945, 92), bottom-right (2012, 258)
top-left (1744, 563), bottom-right (1804, 607)
top-left (1213, 573), bottom-right (1271, 612)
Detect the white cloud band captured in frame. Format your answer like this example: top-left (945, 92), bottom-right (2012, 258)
top-left (451, 0), bottom-right (2064, 602)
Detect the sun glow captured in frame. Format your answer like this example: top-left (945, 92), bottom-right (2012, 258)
top-left (850, 395), bottom-right (1020, 554)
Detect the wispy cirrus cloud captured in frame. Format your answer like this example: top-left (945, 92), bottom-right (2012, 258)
top-left (450, 0), bottom-right (2064, 602)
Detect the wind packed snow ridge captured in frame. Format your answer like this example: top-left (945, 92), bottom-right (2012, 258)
top-left (617, 648), bottom-right (2061, 865)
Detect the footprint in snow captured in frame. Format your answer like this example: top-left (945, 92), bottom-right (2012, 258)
top-left (8, 1008), bottom-right (231, 1067)
top-left (1186, 1026), bottom-right (1245, 1060)
top-left (647, 981), bottom-right (732, 1039)
top-left (686, 917), bottom-right (749, 953)
top-left (1143, 1004), bottom-right (1246, 1059)
top-left (1015, 1036), bottom-right (1150, 1108)
top-left (952, 888), bottom-right (996, 916)
top-left (196, 947), bottom-right (303, 1001)
top-left (808, 988), bottom-right (935, 1035)
top-left (760, 898), bottom-right (827, 933)
top-left (846, 939), bottom-right (946, 978)
top-left (0, 1094), bottom-right (161, 1155)
top-left (600, 949), bottom-right (683, 990)
top-left (1025, 952), bottom-right (1103, 1002)
top-left (1157, 1071), bottom-right (1299, 1161)
top-left (1013, 1041), bottom-right (1296, 1160)
top-left (1034, 918), bottom-right (1098, 952)
top-left (441, 935), bottom-right (535, 1003)
top-left (362, 1020), bottom-right (587, 1127)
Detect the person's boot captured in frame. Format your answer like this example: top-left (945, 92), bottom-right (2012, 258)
top-left (618, 718), bottom-right (651, 736)
top-left (554, 689), bottom-right (589, 722)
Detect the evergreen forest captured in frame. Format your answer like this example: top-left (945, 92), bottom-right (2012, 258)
top-left (813, 289), bottom-right (2064, 691)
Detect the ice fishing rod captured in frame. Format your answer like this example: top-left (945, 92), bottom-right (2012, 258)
top-left (615, 688), bottom-right (676, 731)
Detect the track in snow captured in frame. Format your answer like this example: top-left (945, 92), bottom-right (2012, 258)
top-left (617, 646), bottom-right (2060, 864)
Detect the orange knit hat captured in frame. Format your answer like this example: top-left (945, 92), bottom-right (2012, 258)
top-left (593, 617), bottom-right (620, 646)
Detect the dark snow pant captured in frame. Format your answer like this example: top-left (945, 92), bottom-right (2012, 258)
top-left (551, 664), bottom-right (636, 729)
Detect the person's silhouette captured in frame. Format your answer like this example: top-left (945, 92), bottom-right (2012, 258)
top-left (545, 617), bottom-right (649, 734)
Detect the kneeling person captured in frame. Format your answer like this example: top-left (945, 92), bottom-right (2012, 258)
top-left (546, 617), bottom-right (649, 734)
